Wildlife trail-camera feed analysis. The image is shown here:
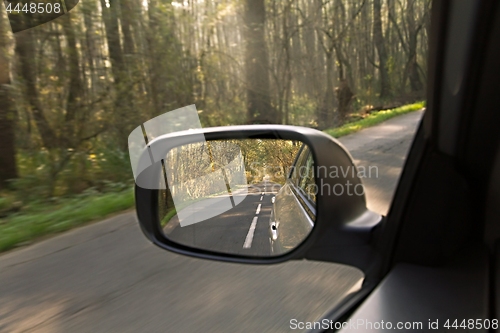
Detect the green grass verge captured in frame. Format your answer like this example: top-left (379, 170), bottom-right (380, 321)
top-left (160, 208), bottom-right (177, 227)
top-left (160, 197), bottom-right (206, 227)
top-left (0, 189), bottom-right (134, 252)
top-left (324, 101), bottom-right (425, 138)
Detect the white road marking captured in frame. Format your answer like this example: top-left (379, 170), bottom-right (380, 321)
top-left (243, 216), bottom-right (258, 249)
top-left (260, 196), bottom-right (263, 201)
top-left (255, 204), bottom-right (261, 215)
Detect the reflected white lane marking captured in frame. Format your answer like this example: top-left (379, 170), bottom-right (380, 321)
top-left (243, 216), bottom-right (258, 249)
top-left (256, 204), bottom-right (261, 215)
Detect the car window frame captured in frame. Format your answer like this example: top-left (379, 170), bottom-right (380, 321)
top-left (289, 144), bottom-right (309, 186)
top-left (297, 153), bottom-right (316, 205)
top-left (287, 146), bottom-right (317, 221)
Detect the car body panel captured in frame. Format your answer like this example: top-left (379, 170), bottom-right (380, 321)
top-left (270, 181), bottom-right (314, 255)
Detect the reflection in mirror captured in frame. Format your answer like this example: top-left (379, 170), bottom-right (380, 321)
top-left (158, 139), bottom-right (316, 257)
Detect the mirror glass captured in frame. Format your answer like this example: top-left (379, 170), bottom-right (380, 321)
top-left (158, 139), bottom-right (316, 256)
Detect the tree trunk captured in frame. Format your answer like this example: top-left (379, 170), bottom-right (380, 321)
top-left (120, 0), bottom-right (136, 56)
top-left (304, 1), bottom-right (319, 99)
top-left (101, 0), bottom-right (135, 149)
top-left (82, 0), bottom-right (97, 96)
top-left (0, 28), bottom-right (17, 189)
top-left (100, 0), bottom-right (124, 83)
top-left (0, 7), bottom-right (17, 189)
top-left (406, 0), bottom-right (423, 93)
top-left (373, 0), bottom-right (391, 98)
top-left (0, 84), bottom-right (17, 189)
top-left (62, 14), bottom-right (83, 145)
top-left (244, 0), bottom-right (277, 124)
top-left (146, 0), bottom-right (162, 116)
top-left (335, 79), bottom-right (354, 121)
top-left (318, 50), bottom-right (336, 129)
top-left (15, 30), bottom-right (58, 148)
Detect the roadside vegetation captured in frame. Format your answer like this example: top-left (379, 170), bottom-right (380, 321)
top-left (0, 189), bottom-right (133, 252)
top-left (0, 0), bottom-right (429, 252)
top-left (0, 103), bottom-right (423, 252)
top-left (325, 101), bottom-right (425, 138)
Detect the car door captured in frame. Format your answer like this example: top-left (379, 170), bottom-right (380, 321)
top-left (333, 1), bottom-right (499, 331)
top-left (134, 1), bottom-right (500, 331)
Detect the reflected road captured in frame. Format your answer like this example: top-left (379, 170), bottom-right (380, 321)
top-left (165, 182), bottom-right (279, 256)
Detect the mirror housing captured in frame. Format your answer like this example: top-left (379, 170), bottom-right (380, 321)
top-left (135, 125), bottom-right (381, 271)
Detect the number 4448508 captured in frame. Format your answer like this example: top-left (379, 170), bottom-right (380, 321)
top-left (5, 2), bottom-right (62, 14)
top-left (444, 319), bottom-right (498, 330)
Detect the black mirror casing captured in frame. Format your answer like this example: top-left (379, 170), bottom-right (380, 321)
top-left (135, 125), bottom-right (381, 271)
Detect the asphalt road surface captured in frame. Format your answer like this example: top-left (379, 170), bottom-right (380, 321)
top-left (0, 110), bottom-right (423, 333)
top-left (165, 182), bottom-right (278, 256)
top-left (340, 110), bottom-right (424, 215)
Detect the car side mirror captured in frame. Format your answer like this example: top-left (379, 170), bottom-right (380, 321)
top-left (135, 125), bottom-right (381, 270)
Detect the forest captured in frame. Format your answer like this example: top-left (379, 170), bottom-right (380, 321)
top-left (0, 0), bottom-right (430, 203)
top-left (158, 139), bottom-right (301, 225)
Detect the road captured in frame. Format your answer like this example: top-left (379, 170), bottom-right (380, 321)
top-left (165, 182), bottom-right (277, 256)
top-left (0, 110), bottom-right (423, 333)
top-left (340, 110), bottom-right (424, 215)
